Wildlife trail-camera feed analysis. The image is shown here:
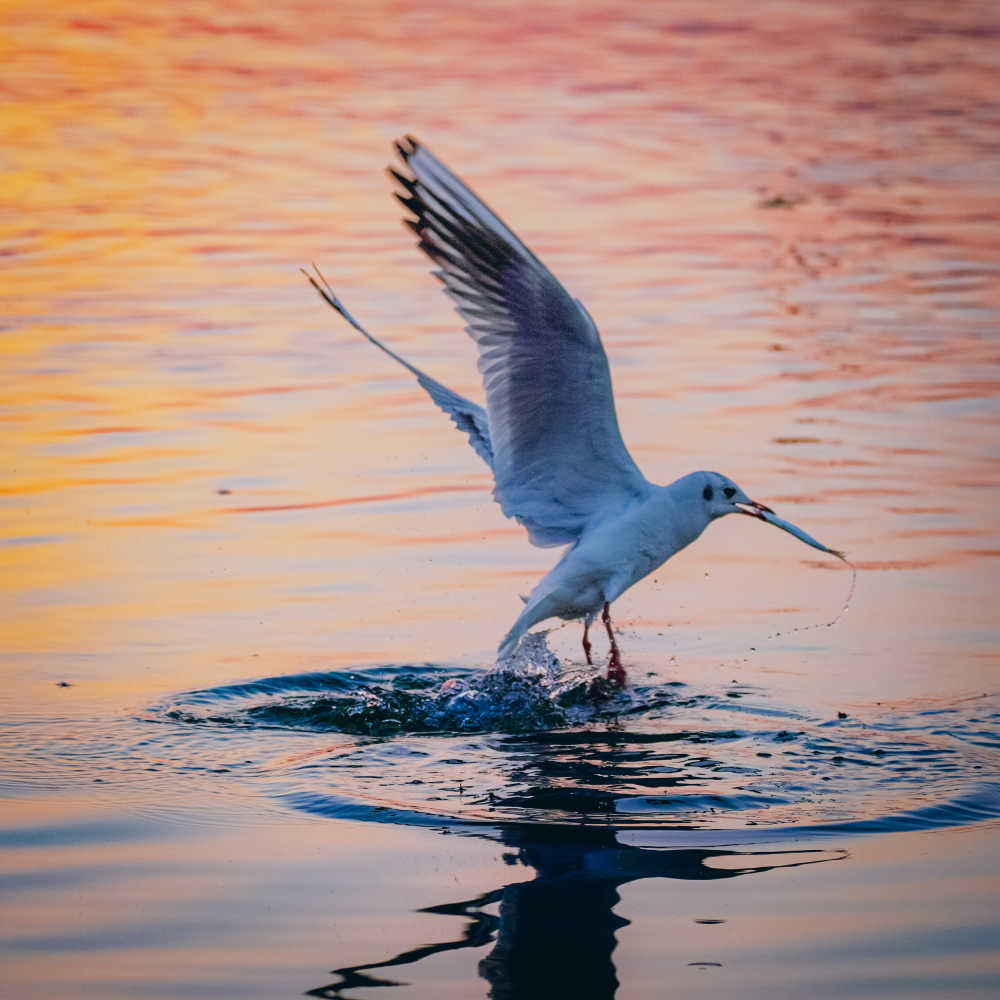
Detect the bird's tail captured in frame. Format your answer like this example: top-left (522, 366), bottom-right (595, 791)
top-left (497, 589), bottom-right (566, 662)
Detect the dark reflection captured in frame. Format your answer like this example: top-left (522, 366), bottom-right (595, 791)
top-left (306, 825), bottom-right (843, 999)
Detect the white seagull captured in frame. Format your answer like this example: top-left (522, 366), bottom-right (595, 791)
top-left (305, 136), bottom-right (844, 686)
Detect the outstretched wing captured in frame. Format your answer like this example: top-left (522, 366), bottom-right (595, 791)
top-left (392, 136), bottom-right (651, 547)
top-left (303, 267), bottom-right (494, 469)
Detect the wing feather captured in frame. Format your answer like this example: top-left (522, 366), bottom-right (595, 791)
top-left (303, 267), bottom-right (493, 469)
top-left (393, 137), bottom-right (650, 546)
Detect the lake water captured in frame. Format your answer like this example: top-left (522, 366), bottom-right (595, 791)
top-left (2, 1), bottom-right (999, 996)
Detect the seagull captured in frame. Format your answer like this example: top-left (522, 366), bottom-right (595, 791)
top-left (305, 136), bottom-right (844, 686)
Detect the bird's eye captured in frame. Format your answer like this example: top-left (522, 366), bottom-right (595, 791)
top-left (723, 487), bottom-right (736, 499)
top-left (703, 485), bottom-right (713, 501)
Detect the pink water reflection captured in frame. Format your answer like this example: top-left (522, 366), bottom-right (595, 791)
top-left (1, 0), bottom-right (999, 994)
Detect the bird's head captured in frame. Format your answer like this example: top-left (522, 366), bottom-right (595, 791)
top-left (692, 470), bottom-right (844, 559)
top-left (694, 471), bottom-right (772, 521)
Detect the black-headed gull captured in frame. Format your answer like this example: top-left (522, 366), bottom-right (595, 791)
top-left (305, 137), bottom-right (844, 685)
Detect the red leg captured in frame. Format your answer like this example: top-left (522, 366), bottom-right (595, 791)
top-left (582, 622), bottom-right (593, 665)
top-left (602, 602), bottom-right (625, 686)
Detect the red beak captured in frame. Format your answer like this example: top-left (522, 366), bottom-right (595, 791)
top-left (736, 499), bottom-right (775, 520)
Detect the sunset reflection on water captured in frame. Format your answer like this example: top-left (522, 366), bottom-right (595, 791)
top-left (2, 0), bottom-right (999, 996)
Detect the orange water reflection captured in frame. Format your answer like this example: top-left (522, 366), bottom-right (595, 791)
top-left (2, 1), bottom-right (1000, 996)
top-left (2, 0), bottom-right (999, 706)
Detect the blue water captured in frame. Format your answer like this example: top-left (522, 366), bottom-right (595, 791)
top-left (3, 641), bottom-right (998, 999)
top-left (4, 0), bottom-right (1000, 995)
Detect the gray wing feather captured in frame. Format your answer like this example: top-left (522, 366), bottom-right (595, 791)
top-left (416, 373), bottom-right (493, 469)
top-left (392, 136), bottom-right (650, 546)
top-left (303, 267), bottom-right (493, 469)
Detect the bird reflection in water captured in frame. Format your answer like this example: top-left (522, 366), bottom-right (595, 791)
top-left (307, 826), bottom-right (844, 999)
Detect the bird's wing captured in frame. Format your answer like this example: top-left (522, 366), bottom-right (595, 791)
top-left (392, 136), bottom-right (651, 547)
top-left (303, 267), bottom-right (494, 469)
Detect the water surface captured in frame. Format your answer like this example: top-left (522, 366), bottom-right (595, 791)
top-left (2, 0), bottom-right (999, 996)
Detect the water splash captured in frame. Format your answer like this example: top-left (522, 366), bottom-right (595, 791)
top-left (137, 636), bottom-right (1000, 838)
top-left (164, 634), bottom-right (627, 736)
top-left (759, 558), bottom-right (857, 647)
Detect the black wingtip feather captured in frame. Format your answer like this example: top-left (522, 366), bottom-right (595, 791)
top-left (301, 264), bottom-right (337, 312)
top-left (395, 135), bottom-right (419, 161)
top-left (394, 192), bottom-right (425, 227)
top-left (394, 192), bottom-right (421, 214)
top-left (387, 166), bottom-right (417, 193)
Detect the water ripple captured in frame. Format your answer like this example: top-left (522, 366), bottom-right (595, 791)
top-left (131, 637), bottom-right (1000, 838)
